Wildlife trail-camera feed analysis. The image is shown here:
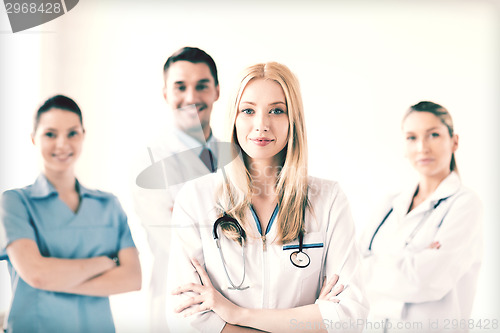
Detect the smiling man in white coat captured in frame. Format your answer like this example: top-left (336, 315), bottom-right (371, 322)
top-left (133, 47), bottom-right (221, 333)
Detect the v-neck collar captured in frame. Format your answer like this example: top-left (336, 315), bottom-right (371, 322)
top-left (249, 204), bottom-right (279, 235)
top-left (28, 174), bottom-right (109, 200)
top-left (393, 171), bottom-right (461, 218)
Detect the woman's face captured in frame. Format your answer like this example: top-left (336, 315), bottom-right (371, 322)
top-left (32, 108), bottom-right (84, 174)
top-left (235, 79), bottom-right (289, 165)
top-left (402, 111), bottom-right (458, 179)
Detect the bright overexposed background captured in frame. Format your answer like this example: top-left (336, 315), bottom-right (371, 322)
top-left (1, 0), bottom-right (499, 331)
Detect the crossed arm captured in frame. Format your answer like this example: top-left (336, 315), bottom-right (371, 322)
top-left (363, 192), bottom-right (482, 304)
top-left (167, 181), bottom-right (368, 332)
top-left (172, 259), bottom-right (344, 333)
top-left (7, 238), bottom-right (141, 296)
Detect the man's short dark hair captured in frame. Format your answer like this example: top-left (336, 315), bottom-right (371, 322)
top-left (163, 47), bottom-right (219, 86)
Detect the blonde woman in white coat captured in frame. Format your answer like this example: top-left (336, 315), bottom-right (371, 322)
top-left (360, 101), bottom-right (482, 332)
top-left (166, 62), bottom-right (369, 333)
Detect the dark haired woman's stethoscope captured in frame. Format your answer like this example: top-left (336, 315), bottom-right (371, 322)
top-left (367, 197), bottom-right (450, 254)
top-left (213, 213), bottom-right (311, 290)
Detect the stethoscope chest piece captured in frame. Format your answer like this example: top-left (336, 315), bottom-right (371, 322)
top-left (290, 250), bottom-right (310, 268)
top-left (290, 231), bottom-right (310, 268)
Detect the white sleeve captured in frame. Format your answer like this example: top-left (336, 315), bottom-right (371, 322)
top-left (364, 191), bottom-right (483, 304)
top-left (165, 185), bottom-right (226, 333)
top-left (316, 185), bottom-right (370, 333)
top-left (130, 146), bottom-right (180, 253)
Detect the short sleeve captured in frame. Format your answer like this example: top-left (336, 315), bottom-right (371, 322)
top-left (0, 190), bottom-right (37, 257)
top-left (114, 196), bottom-right (136, 251)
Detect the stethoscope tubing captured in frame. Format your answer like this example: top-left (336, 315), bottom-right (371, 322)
top-left (213, 214), bottom-right (249, 290)
top-left (368, 208), bottom-right (393, 252)
top-left (290, 231), bottom-right (311, 268)
top-left (212, 212), bottom-right (313, 290)
top-left (367, 196), bottom-right (451, 254)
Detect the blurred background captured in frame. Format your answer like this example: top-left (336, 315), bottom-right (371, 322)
top-left (1, 0), bottom-right (499, 331)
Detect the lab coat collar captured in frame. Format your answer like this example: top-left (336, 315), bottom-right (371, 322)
top-left (427, 171), bottom-right (461, 203)
top-left (29, 173), bottom-right (109, 200)
top-left (392, 171), bottom-right (461, 217)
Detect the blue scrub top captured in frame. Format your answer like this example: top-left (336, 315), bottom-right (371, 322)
top-left (0, 174), bottom-right (136, 333)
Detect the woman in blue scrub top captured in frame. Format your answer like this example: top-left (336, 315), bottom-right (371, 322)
top-left (0, 95), bottom-right (141, 333)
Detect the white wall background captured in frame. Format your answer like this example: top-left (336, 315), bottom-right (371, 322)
top-left (1, 0), bottom-right (499, 331)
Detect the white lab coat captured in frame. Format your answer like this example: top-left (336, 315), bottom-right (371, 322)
top-left (166, 173), bottom-right (369, 333)
top-left (132, 128), bottom-right (222, 333)
top-left (359, 172), bottom-right (482, 332)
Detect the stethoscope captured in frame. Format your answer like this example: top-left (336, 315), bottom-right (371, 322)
top-left (212, 214), bottom-right (249, 290)
top-left (367, 196), bottom-right (450, 254)
top-left (289, 232), bottom-right (311, 268)
top-left (212, 213), bottom-right (311, 290)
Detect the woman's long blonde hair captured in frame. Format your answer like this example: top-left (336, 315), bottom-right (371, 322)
top-left (216, 62), bottom-right (309, 245)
